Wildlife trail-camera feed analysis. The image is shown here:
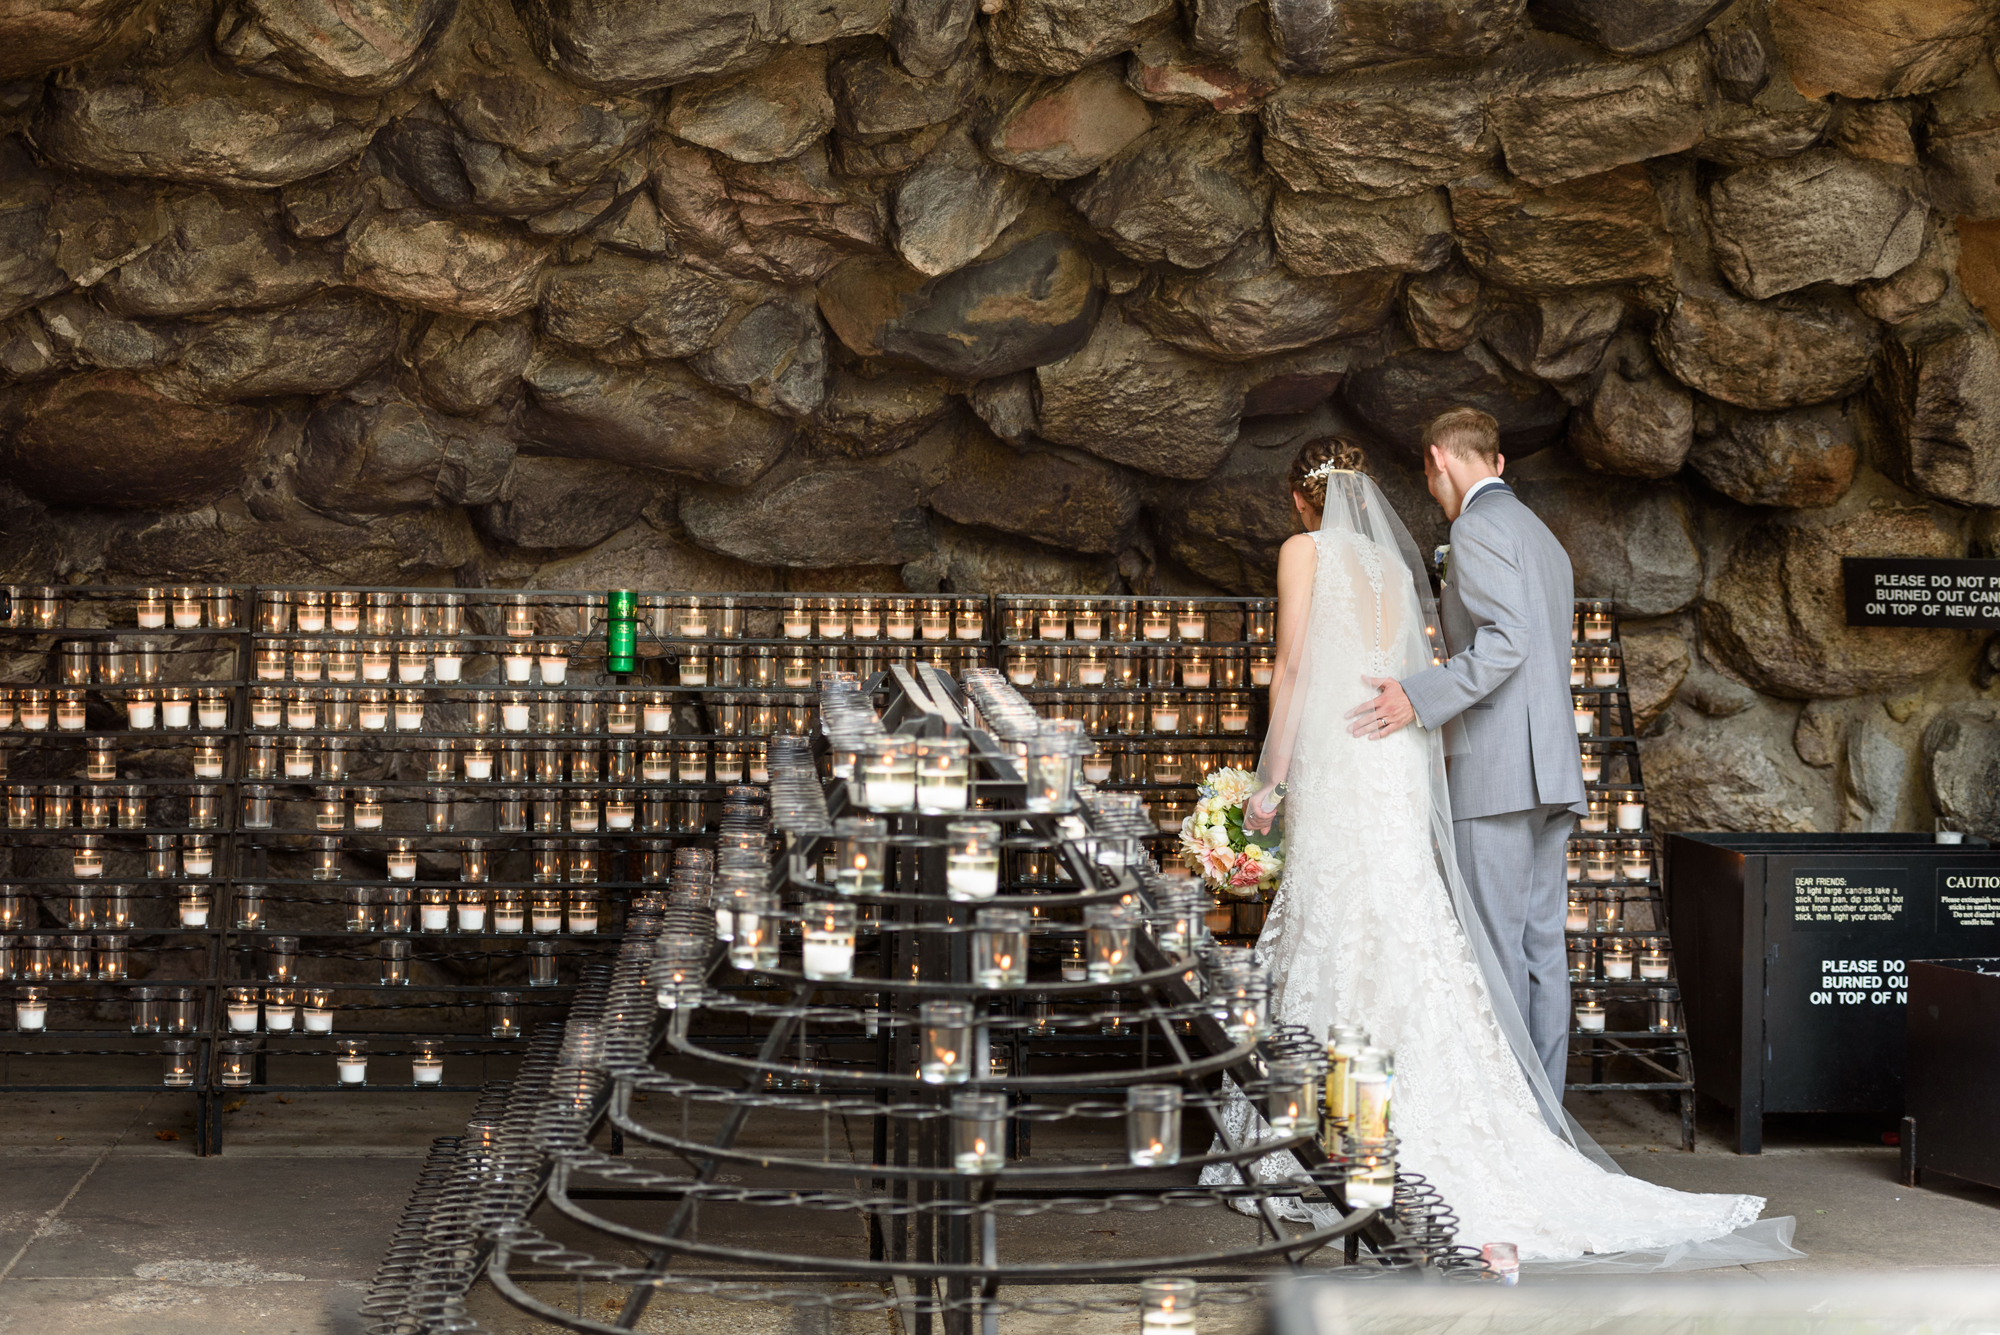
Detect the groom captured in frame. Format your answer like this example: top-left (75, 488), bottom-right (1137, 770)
top-left (1344, 407), bottom-right (1585, 1094)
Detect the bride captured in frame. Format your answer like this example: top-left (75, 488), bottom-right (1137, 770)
top-left (1199, 439), bottom-right (1794, 1265)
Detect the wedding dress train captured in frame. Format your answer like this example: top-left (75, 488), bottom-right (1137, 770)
top-left (1199, 520), bottom-right (1789, 1265)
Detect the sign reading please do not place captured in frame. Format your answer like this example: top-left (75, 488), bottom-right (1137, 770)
top-left (1843, 557), bottom-right (2000, 628)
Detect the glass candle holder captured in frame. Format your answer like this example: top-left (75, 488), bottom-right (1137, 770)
top-left (567, 887), bottom-right (600, 934)
top-left (727, 892), bottom-right (777, 970)
top-left (1126, 1085), bottom-right (1181, 1166)
top-left (501, 692), bottom-right (530, 733)
top-left (226, 985), bottom-right (260, 1033)
top-left (951, 1092), bottom-right (1007, 1174)
top-left (379, 937), bottom-right (411, 986)
top-left (945, 820), bottom-right (1000, 902)
top-left (393, 690), bottom-right (424, 732)
top-left (1585, 839), bottom-right (1617, 881)
top-left (1613, 787), bottom-right (1646, 832)
top-left (162, 1037), bottom-right (196, 1086)
top-left (1579, 740), bottom-right (1604, 784)
top-left (327, 641), bottom-right (358, 682)
top-left (921, 599), bottom-right (952, 641)
top-left (234, 883), bottom-right (265, 931)
top-left (1085, 904), bottom-right (1138, 982)
top-left (360, 640), bottom-right (393, 683)
top-left (1221, 966), bottom-right (1271, 1043)
top-left (849, 598), bottom-right (880, 639)
top-left (531, 888), bottom-right (564, 934)
top-left (1574, 989), bottom-right (1606, 1032)
top-left (357, 689), bottom-right (389, 731)
top-left (1622, 837), bottom-right (1653, 881)
top-left (834, 817), bottom-right (888, 896)
top-left (1140, 1279), bottom-right (1196, 1335)
top-left (802, 901), bottom-right (856, 980)
top-left (419, 886), bottom-right (453, 933)
top-left (528, 939), bottom-right (558, 987)
top-left (265, 934), bottom-right (299, 985)
top-left (1024, 725), bottom-right (1080, 813)
top-left (130, 987), bottom-right (162, 1035)
top-left (1572, 693), bottom-right (1598, 736)
top-left (1566, 895), bottom-right (1590, 932)
top-left (1602, 937), bottom-right (1635, 980)
top-left (860, 740), bottom-right (917, 813)
top-left (336, 1037), bottom-right (368, 1084)
top-left (387, 840), bottom-right (417, 880)
top-left (974, 908), bottom-right (1030, 989)
top-left (263, 987), bottom-right (297, 1033)
top-left (919, 1001), bottom-right (973, 1085)
top-left (492, 890), bottom-right (525, 934)
top-left (300, 986), bottom-right (334, 1033)
top-left (412, 1037), bottom-right (444, 1086)
top-left (1580, 601), bottom-right (1614, 642)
top-left (915, 737), bottom-right (970, 813)
top-left (489, 991), bottom-right (521, 1039)
top-left (72, 837), bottom-right (104, 879)
top-left (178, 888), bottom-right (212, 928)
top-left (456, 884), bottom-right (487, 932)
top-left (885, 600), bottom-right (916, 641)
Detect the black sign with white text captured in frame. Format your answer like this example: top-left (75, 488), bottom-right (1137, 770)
top-left (1843, 557), bottom-right (2000, 628)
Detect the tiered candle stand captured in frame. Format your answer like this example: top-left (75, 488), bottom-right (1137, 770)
top-left (1566, 600), bottom-right (1695, 1149)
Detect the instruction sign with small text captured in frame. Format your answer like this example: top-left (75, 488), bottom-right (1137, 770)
top-left (1844, 557), bottom-right (2000, 628)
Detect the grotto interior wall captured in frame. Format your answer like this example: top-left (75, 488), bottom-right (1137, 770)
top-left (8, 0), bottom-right (2000, 834)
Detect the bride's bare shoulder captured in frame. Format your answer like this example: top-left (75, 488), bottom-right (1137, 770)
top-left (1278, 531), bottom-right (1318, 566)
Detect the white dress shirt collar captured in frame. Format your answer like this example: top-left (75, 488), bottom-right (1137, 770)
top-left (1461, 474), bottom-right (1507, 508)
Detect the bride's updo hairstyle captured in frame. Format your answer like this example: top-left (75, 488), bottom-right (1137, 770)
top-left (1288, 437), bottom-right (1368, 508)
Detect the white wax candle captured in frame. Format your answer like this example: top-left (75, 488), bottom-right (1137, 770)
top-left (642, 763), bottom-right (671, 781)
top-left (1584, 625), bottom-right (1613, 643)
top-left (164, 701), bottom-right (192, 728)
top-left (678, 620), bottom-right (708, 637)
top-left (1039, 618), bottom-right (1066, 640)
top-left (128, 701), bottom-right (157, 728)
top-left (1570, 664), bottom-right (1586, 687)
top-left (394, 704), bottom-right (422, 729)
top-left (284, 756), bottom-right (313, 778)
top-left (680, 667), bottom-right (708, 686)
top-left (919, 781), bottom-right (968, 812)
top-left (1152, 709), bottom-right (1180, 732)
top-left (1177, 619), bottom-right (1205, 639)
top-left (138, 606), bottom-right (166, 629)
top-left (887, 622), bottom-right (914, 641)
top-left (1581, 759), bottom-right (1603, 783)
top-left (1060, 961), bottom-right (1087, 982)
top-left (195, 758), bottom-right (223, 778)
top-left (783, 617), bottom-right (812, 637)
top-left (1587, 864), bottom-right (1616, 882)
top-left (571, 810), bottom-right (599, 832)
top-left (1182, 667), bottom-right (1212, 688)
top-left (1144, 624), bottom-right (1171, 641)
top-left (1580, 813), bottom-right (1607, 833)
top-left (1604, 956), bottom-right (1634, 980)
top-left (251, 705), bottom-right (281, 729)
top-left (494, 909), bottom-right (524, 934)
top-left (337, 1060), bottom-right (367, 1084)
top-left (355, 810), bottom-right (383, 830)
top-left (228, 1007), bottom-right (258, 1032)
top-left (17, 1004), bottom-right (47, 1030)
top-left (421, 906), bottom-right (451, 931)
top-left (1617, 802), bottom-right (1646, 830)
top-left (388, 855), bottom-right (417, 879)
top-left (570, 910), bottom-right (598, 934)
top-left (332, 611), bottom-right (359, 632)
top-left (181, 906), bottom-right (210, 926)
top-left (414, 1064), bottom-right (443, 1085)
top-left (1251, 662), bottom-right (1274, 686)
top-left (802, 937), bottom-right (854, 979)
top-left (266, 1010), bottom-right (295, 1033)
top-left (502, 704), bottom-right (530, 730)
top-left (1592, 667), bottom-right (1620, 687)
top-left (1007, 668), bottom-right (1036, 687)
top-left (1072, 622), bottom-right (1101, 642)
top-left (607, 717), bottom-right (636, 735)
top-left (397, 661), bottom-right (426, 684)
top-left (464, 756), bottom-right (492, 780)
top-left (184, 853), bottom-right (213, 875)
top-left (607, 808), bottom-right (634, 830)
top-left (360, 706), bottom-right (388, 730)
top-left (1082, 760), bottom-right (1113, 783)
top-left (504, 657), bottom-right (532, 682)
top-left (198, 704), bottom-right (227, 728)
top-left (644, 705), bottom-right (673, 731)
top-left (363, 661), bottom-right (391, 682)
top-left (1573, 709), bottom-right (1595, 735)
top-left (434, 654), bottom-right (462, 682)
top-left (869, 778), bottom-right (915, 810)
top-left (297, 609), bottom-right (326, 633)
top-left (21, 705), bottom-right (48, 729)
top-left (458, 906), bottom-right (486, 932)
top-left (956, 620), bottom-right (983, 639)
top-left (1077, 664), bottom-right (1107, 686)
top-left (532, 912), bottom-right (563, 933)
top-left (1640, 959), bottom-right (1669, 980)
top-left (1576, 1010), bottom-right (1606, 1032)
top-left (946, 858), bottom-right (998, 901)
top-left (305, 1009), bottom-right (333, 1033)
top-left (1566, 906), bottom-right (1590, 931)
top-left (540, 658), bottom-right (567, 685)
top-left (1220, 709), bottom-right (1249, 732)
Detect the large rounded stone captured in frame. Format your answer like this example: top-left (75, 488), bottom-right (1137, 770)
top-left (1125, 23), bottom-right (1281, 114)
top-left (1526, 0), bottom-right (1731, 56)
top-left (808, 365), bottom-right (953, 456)
top-left (1704, 150), bottom-right (1927, 299)
top-left (1488, 36), bottom-right (1707, 187)
top-left (1267, 0), bottom-right (1523, 72)
top-left (1618, 621), bottom-right (1691, 730)
top-left (1924, 708), bottom-right (2000, 838)
top-left (146, 291), bottom-right (401, 402)
top-left (214, 0), bottom-right (455, 95)
top-left (984, 62), bottom-right (1153, 179)
top-left (96, 190), bottom-right (337, 317)
top-left (1270, 188), bottom-right (1452, 277)
top-left (1921, 58), bottom-right (2000, 218)
top-left (1338, 340), bottom-right (1569, 458)
top-left (514, 0), bottom-right (889, 92)
top-left (1701, 505), bottom-right (1966, 698)
top-left (1641, 703), bottom-right (1832, 832)
top-left (986, 0), bottom-right (1175, 76)
top-left (413, 316), bottom-right (533, 415)
top-left (1567, 331), bottom-right (1694, 478)
top-left (0, 0), bottom-right (140, 80)
top-left (0, 370), bottom-right (268, 508)
top-left (519, 350), bottom-right (792, 487)
top-left (929, 429), bottom-right (1139, 553)
top-left (1687, 401), bottom-right (1859, 507)
top-left (686, 291), bottom-right (829, 418)
top-left (1402, 260), bottom-right (1483, 351)
top-left (38, 62), bottom-right (382, 188)
top-left (1509, 454), bottom-right (1702, 616)
top-left (1652, 283), bottom-right (1881, 411)
top-left (1450, 165), bottom-right (1674, 293)
top-left (539, 252), bottom-right (738, 359)
top-left (477, 455), bottom-right (660, 550)
top-left (830, 37), bottom-right (982, 137)
top-left (666, 45), bottom-right (835, 164)
top-left (1069, 110), bottom-right (1267, 270)
top-left (891, 123), bottom-right (1034, 277)
top-left (0, 141), bottom-right (66, 322)
top-left (1483, 290), bottom-right (1624, 383)
top-left (910, 516), bottom-right (1122, 594)
top-left (1033, 307), bottom-right (1245, 478)
top-left (1869, 309), bottom-right (2000, 508)
top-left (710, 144), bottom-right (888, 284)
top-left (1134, 233), bottom-right (1400, 361)
top-left (103, 496), bottom-right (481, 585)
top-left (1261, 63), bottom-right (1492, 199)
top-left (885, 0), bottom-right (974, 80)
top-left (1769, 0), bottom-right (1995, 100)
top-left (816, 227), bottom-right (1100, 379)
top-left (295, 388), bottom-right (514, 518)
top-left (679, 418), bottom-right (954, 566)
top-left (343, 210), bottom-right (547, 318)
top-left (529, 519), bottom-right (778, 591)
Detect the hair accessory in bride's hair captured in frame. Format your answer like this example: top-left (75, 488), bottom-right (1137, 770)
top-left (1300, 460), bottom-right (1350, 485)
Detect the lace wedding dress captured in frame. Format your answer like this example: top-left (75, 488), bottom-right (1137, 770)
top-left (1199, 510), bottom-right (1782, 1264)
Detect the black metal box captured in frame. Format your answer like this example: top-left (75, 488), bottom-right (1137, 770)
top-left (1905, 958), bottom-right (2000, 1190)
top-left (1666, 833), bottom-right (2000, 1152)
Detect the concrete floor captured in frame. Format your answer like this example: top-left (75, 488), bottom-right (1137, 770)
top-left (0, 1086), bottom-right (1996, 1335)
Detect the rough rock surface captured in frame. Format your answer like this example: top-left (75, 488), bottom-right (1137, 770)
top-left (1702, 505), bottom-right (1967, 697)
top-left (930, 429), bottom-right (1139, 553)
top-left (1769, 0), bottom-right (1997, 100)
top-left (1270, 189), bottom-right (1452, 277)
top-left (1450, 166), bottom-right (1673, 293)
top-left (1340, 341), bottom-right (1569, 458)
top-left (1652, 283), bottom-right (1881, 411)
top-left (295, 387), bottom-right (515, 518)
top-left (1567, 331), bottom-right (1693, 478)
top-left (1069, 110), bottom-right (1266, 270)
top-left (1134, 233), bottom-right (1400, 360)
top-left (1033, 308), bottom-right (1243, 476)
top-left (1511, 453), bottom-right (1703, 616)
top-left (1925, 708), bottom-right (2000, 838)
top-left (1688, 401), bottom-right (1858, 508)
top-left (984, 62), bottom-right (1152, 179)
top-left (1869, 309), bottom-right (2000, 507)
top-left (216, 0), bottom-right (456, 95)
top-left (1261, 65), bottom-right (1492, 198)
top-left (1704, 150), bottom-right (1927, 299)
top-left (1643, 703), bottom-right (1831, 832)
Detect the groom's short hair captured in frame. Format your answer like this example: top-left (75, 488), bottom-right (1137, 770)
top-left (1423, 408), bottom-right (1501, 466)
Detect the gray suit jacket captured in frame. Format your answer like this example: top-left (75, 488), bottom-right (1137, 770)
top-left (1400, 481), bottom-right (1587, 821)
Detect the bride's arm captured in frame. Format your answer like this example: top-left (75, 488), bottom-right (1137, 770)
top-left (1246, 532), bottom-right (1316, 832)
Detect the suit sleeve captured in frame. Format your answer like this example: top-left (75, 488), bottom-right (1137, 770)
top-left (1400, 512), bottom-right (1532, 731)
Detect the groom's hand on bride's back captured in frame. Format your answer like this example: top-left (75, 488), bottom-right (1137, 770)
top-left (1346, 677), bottom-right (1416, 739)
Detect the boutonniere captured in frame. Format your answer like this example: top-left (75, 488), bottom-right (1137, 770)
top-left (1433, 544), bottom-right (1451, 584)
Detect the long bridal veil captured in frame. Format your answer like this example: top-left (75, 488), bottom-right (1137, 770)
top-left (1255, 469), bottom-right (1590, 1156)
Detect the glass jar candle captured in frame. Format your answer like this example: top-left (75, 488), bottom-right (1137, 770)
top-left (135, 588), bottom-right (167, 629)
top-left (1126, 1086), bottom-right (1181, 1167)
top-left (1139, 605), bottom-right (1172, 641)
top-left (945, 821), bottom-right (1000, 902)
top-left (355, 689), bottom-right (388, 731)
top-left (1574, 989), bottom-right (1606, 1032)
top-left (260, 987), bottom-right (296, 1033)
top-left (396, 642), bottom-right (429, 684)
top-left (432, 640), bottom-right (463, 682)
top-left (919, 1001), bottom-right (973, 1085)
top-left (304, 987), bottom-right (336, 1033)
top-left (361, 592), bottom-right (394, 636)
top-left (605, 695), bottom-right (638, 735)
top-left (411, 1037), bottom-right (444, 1086)
top-left (323, 590), bottom-right (359, 633)
top-left (1150, 692), bottom-right (1181, 734)
top-left (1580, 601), bottom-right (1614, 642)
top-left (1221, 965), bottom-right (1271, 1043)
top-left (1585, 840), bottom-right (1618, 882)
top-left (393, 690), bottom-right (424, 732)
top-left (885, 599), bottom-right (916, 641)
top-left (420, 886), bottom-right (452, 932)
top-left (530, 888), bottom-right (564, 934)
top-left (361, 640), bottom-right (393, 682)
top-left (52, 689), bottom-right (84, 731)
top-left (1579, 741), bottom-right (1604, 784)
top-left (1614, 788), bottom-right (1646, 832)
top-left (1580, 795), bottom-right (1610, 834)
top-left (1602, 937), bottom-right (1635, 980)
top-left (326, 641), bottom-right (358, 682)
top-left (343, 886), bottom-right (374, 932)
top-left (337, 1037), bottom-right (369, 1084)
top-left (263, 934), bottom-right (299, 985)
top-left (456, 885), bottom-right (487, 932)
top-left (492, 889), bottom-right (525, 934)
top-left (379, 938), bottom-right (410, 986)
top-left (921, 599), bottom-right (952, 641)
top-left (426, 788), bottom-right (454, 833)
top-left (131, 987), bottom-right (162, 1035)
top-left (528, 939), bottom-right (558, 986)
top-left (1005, 650), bottom-right (1038, 688)
top-left (1265, 1056), bottom-right (1318, 1135)
top-left (1086, 903), bottom-right (1138, 982)
top-left (387, 839), bottom-right (417, 880)
top-left (860, 740), bottom-right (917, 812)
top-left (226, 985), bottom-right (260, 1033)
top-left (727, 892), bottom-right (777, 970)
top-left (1622, 838), bottom-right (1653, 881)
top-left (160, 1037), bottom-right (197, 1086)
top-left (488, 991), bottom-right (521, 1039)
top-left (19, 688), bottom-right (49, 731)
top-left (948, 1091), bottom-right (1008, 1174)
top-left (834, 817), bottom-right (887, 896)
top-left (916, 737), bottom-right (970, 812)
top-left (974, 908), bottom-right (1030, 988)
top-left (802, 901), bottom-right (856, 980)
top-left (181, 835), bottom-right (214, 877)
top-left (841, 597), bottom-right (876, 639)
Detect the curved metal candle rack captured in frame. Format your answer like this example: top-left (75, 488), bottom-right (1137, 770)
top-left (360, 665), bottom-right (1485, 1335)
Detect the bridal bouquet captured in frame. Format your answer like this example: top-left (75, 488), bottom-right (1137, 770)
top-left (1178, 766), bottom-right (1284, 900)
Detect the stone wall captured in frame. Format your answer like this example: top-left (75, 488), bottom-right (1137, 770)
top-left (6, 0), bottom-right (2000, 836)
